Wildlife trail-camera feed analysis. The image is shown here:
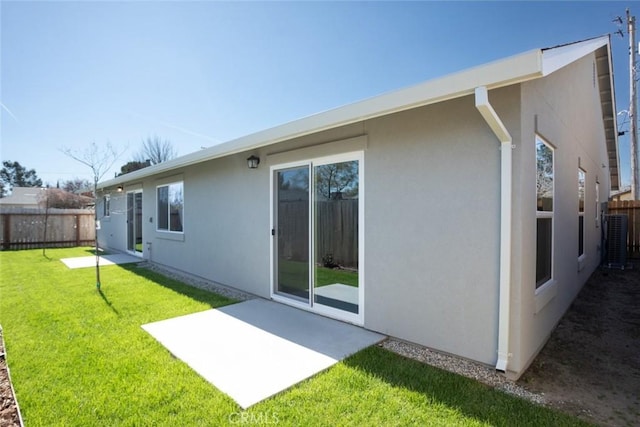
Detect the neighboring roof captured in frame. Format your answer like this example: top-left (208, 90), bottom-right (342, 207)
top-left (99, 35), bottom-right (619, 190)
top-left (0, 187), bottom-right (43, 206)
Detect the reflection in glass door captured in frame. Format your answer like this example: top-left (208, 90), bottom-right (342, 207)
top-left (127, 190), bottom-right (143, 255)
top-left (272, 154), bottom-right (361, 321)
top-left (313, 160), bottom-right (359, 314)
top-left (275, 166), bottom-right (310, 302)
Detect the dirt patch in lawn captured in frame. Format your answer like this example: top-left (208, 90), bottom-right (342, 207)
top-left (519, 263), bottom-right (640, 426)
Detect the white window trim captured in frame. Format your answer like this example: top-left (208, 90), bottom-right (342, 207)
top-left (156, 181), bottom-right (184, 234)
top-left (578, 167), bottom-right (586, 266)
top-left (103, 194), bottom-right (110, 218)
top-left (535, 135), bottom-right (555, 291)
top-left (595, 179), bottom-right (600, 228)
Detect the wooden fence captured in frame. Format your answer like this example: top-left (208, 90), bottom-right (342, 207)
top-left (0, 209), bottom-right (95, 250)
top-left (608, 200), bottom-right (640, 258)
top-left (278, 199), bottom-right (358, 268)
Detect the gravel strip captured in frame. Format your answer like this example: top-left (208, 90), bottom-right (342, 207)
top-left (136, 262), bottom-right (256, 302)
top-left (380, 338), bottom-right (546, 405)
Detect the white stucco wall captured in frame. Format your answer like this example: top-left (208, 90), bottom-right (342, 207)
top-left (510, 49), bottom-right (612, 378)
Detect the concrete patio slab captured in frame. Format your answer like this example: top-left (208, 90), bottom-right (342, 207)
top-left (61, 254), bottom-right (142, 269)
top-left (314, 283), bottom-right (359, 305)
top-left (142, 299), bottom-right (385, 408)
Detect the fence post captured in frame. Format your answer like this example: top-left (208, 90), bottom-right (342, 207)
top-left (75, 215), bottom-right (80, 246)
top-left (2, 214), bottom-right (10, 250)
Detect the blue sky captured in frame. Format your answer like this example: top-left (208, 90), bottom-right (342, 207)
top-left (1, 1), bottom-right (637, 187)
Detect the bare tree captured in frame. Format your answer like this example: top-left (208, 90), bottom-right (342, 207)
top-left (37, 188), bottom-right (52, 258)
top-left (62, 177), bottom-right (92, 194)
top-left (61, 142), bottom-right (123, 289)
top-left (315, 161), bottom-right (359, 200)
top-left (135, 135), bottom-right (177, 165)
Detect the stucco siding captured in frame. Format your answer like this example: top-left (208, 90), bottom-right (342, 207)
top-left (363, 90), bottom-right (514, 364)
top-left (512, 51), bottom-right (611, 377)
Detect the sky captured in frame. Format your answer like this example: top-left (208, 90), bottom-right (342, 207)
top-left (1, 1), bottom-right (638, 188)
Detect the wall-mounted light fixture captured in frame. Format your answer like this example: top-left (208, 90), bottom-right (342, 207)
top-left (117, 185), bottom-right (124, 192)
top-left (247, 155), bottom-right (260, 169)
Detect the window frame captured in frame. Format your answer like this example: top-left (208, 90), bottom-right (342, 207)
top-left (535, 135), bottom-right (555, 290)
top-left (595, 179), bottom-right (600, 228)
top-left (578, 168), bottom-right (586, 260)
top-left (156, 181), bottom-right (184, 233)
top-left (103, 194), bottom-right (110, 218)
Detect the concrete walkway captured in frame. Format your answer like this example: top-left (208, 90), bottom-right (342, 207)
top-left (142, 299), bottom-right (384, 408)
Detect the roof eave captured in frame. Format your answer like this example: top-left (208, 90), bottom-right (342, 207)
top-left (98, 49), bottom-right (544, 190)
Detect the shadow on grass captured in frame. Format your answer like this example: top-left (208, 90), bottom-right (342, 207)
top-left (118, 263), bottom-right (236, 309)
top-left (342, 346), bottom-right (588, 427)
top-left (98, 288), bottom-right (120, 316)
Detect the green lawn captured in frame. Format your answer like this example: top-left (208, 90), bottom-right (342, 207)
top-left (279, 259), bottom-right (358, 289)
top-left (0, 248), bottom-right (588, 426)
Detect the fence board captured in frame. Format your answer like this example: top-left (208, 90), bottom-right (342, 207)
top-left (0, 210), bottom-right (95, 251)
top-left (608, 200), bottom-right (640, 258)
top-left (278, 199), bottom-right (358, 268)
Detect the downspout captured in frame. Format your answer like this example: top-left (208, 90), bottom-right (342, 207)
top-left (474, 86), bottom-right (512, 372)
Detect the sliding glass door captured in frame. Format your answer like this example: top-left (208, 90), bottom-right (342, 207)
top-left (272, 153), bottom-right (362, 323)
top-left (275, 165), bottom-right (310, 301)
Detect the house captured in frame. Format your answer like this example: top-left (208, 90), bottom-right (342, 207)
top-left (97, 36), bottom-right (619, 380)
top-left (0, 187), bottom-right (44, 210)
top-left (610, 187), bottom-right (632, 201)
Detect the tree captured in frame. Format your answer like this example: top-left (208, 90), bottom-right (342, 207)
top-left (315, 161), bottom-right (359, 200)
top-left (39, 188), bottom-right (92, 209)
top-left (0, 160), bottom-right (43, 197)
top-left (62, 177), bottom-right (92, 195)
top-left (117, 160), bottom-right (150, 176)
top-left (61, 142), bottom-right (123, 290)
top-left (536, 140), bottom-right (554, 207)
top-left (135, 135), bottom-right (177, 165)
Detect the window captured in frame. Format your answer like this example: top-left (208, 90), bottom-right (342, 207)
top-left (578, 168), bottom-right (586, 258)
top-left (103, 195), bottom-right (110, 217)
top-left (536, 136), bottom-right (554, 288)
top-left (157, 182), bottom-right (183, 232)
top-left (595, 180), bottom-right (600, 227)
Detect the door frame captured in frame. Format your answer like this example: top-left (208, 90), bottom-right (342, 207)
top-left (126, 188), bottom-right (144, 257)
top-left (269, 151), bottom-right (364, 325)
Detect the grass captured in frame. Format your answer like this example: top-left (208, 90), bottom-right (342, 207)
top-left (279, 259), bottom-right (358, 289)
top-left (0, 248), bottom-right (589, 426)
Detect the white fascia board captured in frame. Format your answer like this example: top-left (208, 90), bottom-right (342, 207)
top-left (542, 36), bottom-right (609, 76)
top-left (98, 49), bottom-right (543, 189)
top-left (604, 40), bottom-right (622, 190)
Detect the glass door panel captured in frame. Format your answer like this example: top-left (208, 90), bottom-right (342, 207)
top-left (127, 191), bottom-right (143, 255)
top-left (127, 193), bottom-right (134, 252)
top-left (275, 166), bottom-right (310, 302)
top-left (313, 160), bottom-right (359, 314)
top-left (134, 192), bottom-right (143, 254)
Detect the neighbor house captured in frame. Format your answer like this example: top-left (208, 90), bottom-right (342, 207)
top-left (97, 36), bottom-right (619, 380)
top-left (0, 187), bottom-right (44, 210)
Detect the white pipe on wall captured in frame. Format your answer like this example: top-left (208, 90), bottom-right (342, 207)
top-left (474, 86), bottom-right (513, 373)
